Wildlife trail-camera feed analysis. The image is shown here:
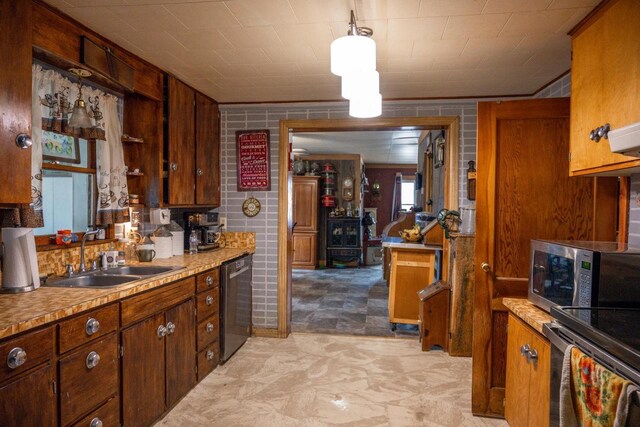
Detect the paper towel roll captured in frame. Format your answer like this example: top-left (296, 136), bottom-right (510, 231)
top-left (1, 228), bottom-right (40, 290)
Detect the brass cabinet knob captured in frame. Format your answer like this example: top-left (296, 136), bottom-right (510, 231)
top-left (481, 262), bottom-right (491, 272)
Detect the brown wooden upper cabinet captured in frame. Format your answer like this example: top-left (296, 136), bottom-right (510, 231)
top-left (569, 0), bottom-right (640, 176)
top-left (0, 0), bottom-right (33, 205)
top-left (165, 76), bottom-right (221, 207)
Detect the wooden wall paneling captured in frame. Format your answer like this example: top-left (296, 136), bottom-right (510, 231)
top-left (449, 235), bottom-right (475, 357)
top-left (167, 76), bottom-right (196, 206)
top-left (0, 0), bottom-right (32, 205)
top-left (592, 177), bottom-right (619, 242)
top-left (123, 94), bottom-right (164, 207)
top-left (195, 93), bottom-right (220, 206)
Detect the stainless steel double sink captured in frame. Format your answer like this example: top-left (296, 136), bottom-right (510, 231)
top-left (46, 265), bottom-right (183, 289)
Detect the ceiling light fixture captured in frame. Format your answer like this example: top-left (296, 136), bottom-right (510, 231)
top-left (331, 10), bottom-right (382, 119)
top-left (68, 68), bottom-right (93, 129)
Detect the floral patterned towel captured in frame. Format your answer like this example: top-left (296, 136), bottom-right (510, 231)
top-left (563, 345), bottom-right (637, 427)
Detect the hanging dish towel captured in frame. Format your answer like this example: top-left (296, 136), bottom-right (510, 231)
top-left (560, 345), bottom-right (638, 427)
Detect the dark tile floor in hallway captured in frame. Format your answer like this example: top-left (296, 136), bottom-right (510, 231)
top-left (292, 265), bottom-right (419, 337)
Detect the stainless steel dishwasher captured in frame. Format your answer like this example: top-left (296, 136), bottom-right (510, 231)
top-left (220, 254), bottom-right (252, 363)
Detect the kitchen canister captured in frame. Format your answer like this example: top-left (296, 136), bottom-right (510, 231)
top-left (168, 220), bottom-right (184, 256)
top-left (152, 225), bottom-right (173, 259)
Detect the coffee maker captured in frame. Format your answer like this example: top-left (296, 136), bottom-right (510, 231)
top-left (183, 212), bottom-right (222, 252)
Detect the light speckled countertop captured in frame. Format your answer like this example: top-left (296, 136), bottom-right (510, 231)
top-left (381, 237), bottom-right (443, 251)
top-left (0, 248), bottom-right (252, 340)
top-left (503, 297), bottom-right (554, 335)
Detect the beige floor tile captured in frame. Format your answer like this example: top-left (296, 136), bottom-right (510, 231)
top-left (157, 334), bottom-right (507, 427)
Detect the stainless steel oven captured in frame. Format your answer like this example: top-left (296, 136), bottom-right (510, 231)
top-left (528, 240), bottom-right (640, 312)
top-left (544, 307), bottom-right (640, 426)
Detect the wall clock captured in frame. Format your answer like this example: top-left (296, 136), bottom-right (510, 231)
top-left (242, 196), bottom-right (261, 217)
top-left (342, 176), bottom-right (354, 201)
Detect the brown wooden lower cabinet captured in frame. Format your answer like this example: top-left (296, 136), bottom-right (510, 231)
top-left (122, 312), bottom-right (166, 427)
top-left (505, 314), bottom-right (550, 427)
top-left (70, 395), bottom-right (120, 427)
top-left (292, 233), bottom-right (317, 269)
top-left (166, 299), bottom-right (196, 407)
top-left (0, 362), bottom-right (57, 427)
top-left (58, 333), bottom-right (119, 426)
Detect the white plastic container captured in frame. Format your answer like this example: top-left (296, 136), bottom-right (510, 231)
top-left (152, 226), bottom-right (173, 259)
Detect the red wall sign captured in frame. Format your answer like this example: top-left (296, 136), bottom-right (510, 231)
top-left (236, 129), bottom-right (271, 192)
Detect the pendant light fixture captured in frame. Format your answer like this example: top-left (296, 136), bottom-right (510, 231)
top-left (68, 68), bottom-right (93, 129)
top-left (331, 10), bottom-right (382, 118)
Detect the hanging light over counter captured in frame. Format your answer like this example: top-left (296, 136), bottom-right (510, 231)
top-left (68, 68), bottom-right (93, 129)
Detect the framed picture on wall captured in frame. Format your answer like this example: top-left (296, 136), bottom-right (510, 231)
top-left (236, 129), bottom-right (271, 191)
top-left (42, 131), bottom-right (81, 164)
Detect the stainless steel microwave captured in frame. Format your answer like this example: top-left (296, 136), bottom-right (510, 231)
top-left (528, 240), bottom-right (640, 312)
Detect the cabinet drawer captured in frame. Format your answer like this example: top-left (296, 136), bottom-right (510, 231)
top-left (196, 268), bottom-right (219, 293)
top-left (58, 304), bottom-right (118, 354)
top-left (197, 342), bottom-right (219, 381)
top-left (121, 277), bottom-right (195, 327)
top-left (0, 326), bottom-right (54, 383)
top-left (70, 395), bottom-right (120, 427)
top-left (197, 288), bottom-right (219, 322)
top-left (59, 333), bottom-right (119, 426)
top-left (197, 318), bottom-right (219, 351)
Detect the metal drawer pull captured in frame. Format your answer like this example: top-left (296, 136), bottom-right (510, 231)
top-left (527, 348), bottom-right (538, 363)
top-left (15, 134), bottom-right (32, 149)
top-left (206, 322), bottom-right (214, 333)
top-left (197, 168), bottom-right (204, 176)
top-left (86, 351), bottom-right (100, 369)
top-left (520, 344), bottom-right (530, 357)
top-left (170, 162), bottom-right (178, 171)
top-left (206, 350), bottom-right (215, 361)
top-left (7, 347), bottom-right (27, 369)
top-left (89, 417), bottom-right (103, 427)
top-left (206, 275), bottom-right (213, 286)
top-left (166, 322), bottom-right (176, 335)
top-left (157, 325), bottom-right (167, 338)
top-left (206, 295), bottom-right (214, 305)
top-left (86, 317), bottom-right (100, 336)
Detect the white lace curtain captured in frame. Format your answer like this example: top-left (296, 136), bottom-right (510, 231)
top-left (31, 64), bottom-right (129, 226)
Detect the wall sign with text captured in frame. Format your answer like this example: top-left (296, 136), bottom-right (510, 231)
top-left (236, 129), bottom-right (271, 192)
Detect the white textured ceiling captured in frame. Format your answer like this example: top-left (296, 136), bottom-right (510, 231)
top-left (292, 130), bottom-right (422, 164)
top-left (44, 0), bottom-right (597, 103)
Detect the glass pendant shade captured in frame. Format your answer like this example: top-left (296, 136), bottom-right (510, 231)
top-left (349, 93), bottom-right (382, 118)
top-left (69, 98), bottom-right (92, 128)
top-left (341, 70), bottom-right (379, 100)
top-left (330, 34), bottom-right (376, 76)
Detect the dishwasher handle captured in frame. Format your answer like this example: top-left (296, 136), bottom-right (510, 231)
top-left (229, 266), bottom-right (250, 280)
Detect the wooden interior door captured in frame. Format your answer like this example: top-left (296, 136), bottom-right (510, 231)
top-left (122, 313), bottom-right (166, 427)
top-left (473, 98), bottom-right (617, 417)
top-left (195, 92), bottom-right (220, 206)
top-left (165, 299), bottom-right (196, 407)
top-left (167, 76), bottom-right (195, 205)
top-left (0, 0), bottom-right (32, 205)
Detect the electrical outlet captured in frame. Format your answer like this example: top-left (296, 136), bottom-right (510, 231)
top-left (219, 215), bottom-right (227, 229)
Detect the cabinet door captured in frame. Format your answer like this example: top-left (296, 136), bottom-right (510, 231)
top-left (528, 334), bottom-right (550, 427)
top-left (166, 299), bottom-right (196, 407)
top-left (167, 76), bottom-right (196, 205)
top-left (505, 314), bottom-right (532, 427)
top-left (0, 0), bottom-right (32, 204)
top-left (570, 0), bottom-right (640, 174)
top-left (292, 177), bottom-right (318, 232)
top-left (0, 363), bottom-right (56, 427)
top-left (195, 93), bottom-right (220, 206)
top-left (292, 233), bottom-right (317, 268)
top-left (122, 313), bottom-right (166, 427)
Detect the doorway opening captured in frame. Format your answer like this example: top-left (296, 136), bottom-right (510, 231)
top-left (277, 117), bottom-right (460, 338)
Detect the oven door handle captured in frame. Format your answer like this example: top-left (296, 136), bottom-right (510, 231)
top-left (543, 323), bottom-right (570, 353)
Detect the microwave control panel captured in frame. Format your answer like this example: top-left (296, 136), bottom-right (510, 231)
top-left (577, 251), bottom-right (594, 306)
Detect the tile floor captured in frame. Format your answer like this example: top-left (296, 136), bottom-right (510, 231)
top-left (292, 266), bottom-right (418, 337)
top-left (158, 333), bottom-right (507, 427)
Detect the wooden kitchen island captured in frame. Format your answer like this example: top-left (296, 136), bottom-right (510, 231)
top-left (382, 239), bottom-right (442, 327)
